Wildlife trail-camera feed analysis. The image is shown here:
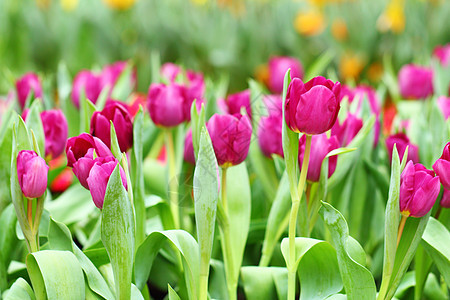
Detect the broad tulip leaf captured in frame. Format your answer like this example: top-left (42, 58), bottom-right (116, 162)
top-left (3, 278), bottom-right (35, 300)
top-left (26, 250), bottom-right (85, 300)
top-left (135, 230), bottom-right (200, 300)
top-left (80, 94), bottom-right (97, 134)
top-left (101, 165), bottom-right (135, 300)
top-left (168, 284), bottom-right (181, 300)
top-left (281, 237), bottom-right (343, 300)
top-left (241, 266), bottom-right (287, 300)
top-left (194, 128), bottom-right (219, 283)
top-left (259, 171), bottom-right (290, 267)
top-left (421, 217), bottom-right (450, 285)
top-left (319, 202), bottom-right (376, 300)
top-left (0, 204), bottom-right (18, 278)
top-left (190, 100), bottom-right (205, 160)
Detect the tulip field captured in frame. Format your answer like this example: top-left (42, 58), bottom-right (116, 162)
top-left (1, 0), bottom-right (450, 300)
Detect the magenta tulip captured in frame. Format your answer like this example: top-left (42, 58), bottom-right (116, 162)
top-left (147, 83), bottom-right (191, 127)
top-left (258, 114), bottom-right (283, 158)
top-left (90, 100), bottom-right (133, 152)
top-left (268, 56), bottom-right (304, 94)
top-left (41, 109), bottom-right (68, 159)
top-left (17, 150), bottom-right (49, 198)
top-left (400, 161), bottom-right (440, 217)
top-left (433, 44), bottom-right (450, 67)
top-left (440, 188), bottom-right (450, 208)
top-left (385, 133), bottom-right (419, 164)
top-left (16, 73), bottom-right (43, 110)
top-left (100, 61), bottom-right (135, 91)
top-left (285, 77), bottom-right (340, 135)
top-left (398, 64), bottom-right (433, 99)
top-left (331, 113), bottom-right (363, 147)
top-left (298, 133), bottom-right (339, 182)
top-left (437, 96), bottom-right (450, 120)
top-left (432, 142), bottom-right (450, 190)
top-left (184, 129), bottom-right (196, 164)
top-left (87, 158), bottom-right (128, 209)
top-left (71, 70), bottom-right (101, 108)
top-left (207, 114), bottom-right (252, 167)
top-left (66, 133), bottom-right (113, 168)
top-left (225, 90), bottom-right (252, 119)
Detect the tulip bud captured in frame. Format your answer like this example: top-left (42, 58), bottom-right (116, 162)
top-left (17, 150), bottom-right (49, 198)
top-left (385, 133), bottom-right (419, 164)
top-left (298, 133), bottom-right (339, 182)
top-left (87, 156), bottom-right (128, 209)
top-left (160, 63), bottom-right (181, 82)
top-left (16, 73), bottom-right (43, 110)
top-left (258, 114), bottom-right (283, 158)
top-left (100, 61), bottom-right (136, 95)
top-left (268, 56), bottom-right (304, 94)
top-left (184, 129), bottom-right (196, 164)
top-left (90, 100), bottom-right (133, 152)
top-left (400, 161), bottom-right (440, 217)
top-left (71, 70), bottom-right (101, 108)
top-left (398, 64), bottom-right (433, 100)
top-left (225, 90), bottom-right (252, 119)
top-left (147, 83), bottom-right (190, 127)
top-left (285, 77), bottom-right (340, 135)
top-left (207, 114), bottom-right (252, 167)
top-left (433, 44), bottom-right (450, 67)
top-left (41, 109), bottom-right (68, 159)
top-left (437, 96), bottom-right (450, 120)
top-left (440, 188), bottom-right (450, 208)
top-left (432, 142), bottom-right (450, 190)
top-left (331, 113), bottom-right (363, 147)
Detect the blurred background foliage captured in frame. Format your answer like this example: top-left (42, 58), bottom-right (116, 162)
top-left (0, 0), bottom-right (449, 94)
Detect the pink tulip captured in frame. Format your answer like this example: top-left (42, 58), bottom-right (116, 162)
top-left (225, 90), bottom-right (252, 119)
top-left (184, 129), bottom-right (196, 164)
top-left (17, 150), bottom-right (49, 198)
top-left (298, 133), bottom-right (339, 182)
top-left (285, 77), bottom-right (341, 135)
top-left (400, 161), bottom-right (440, 217)
top-left (331, 113), bottom-right (363, 147)
top-left (440, 188), bottom-right (450, 208)
top-left (16, 73), bottom-right (43, 110)
top-left (207, 114), bottom-right (252, 167)
top-left (71, 70), bottom-right (101, 108)
top-left (432, 142), bottom-right (450, 190)
top-left (41, 109), bottom-right (68, 159)
top-left (268, 56), bottom-right (304, 94)
top-left (433, 44), bottom-right (450, 67)
top-left (100, 61), bottom-right (136, 92)
top-left (398, 64), bottom-right (433, 99)
top-left (437, 96), bottom-right (450, 120)
top-left (385, 133), bottom-right (419, 164)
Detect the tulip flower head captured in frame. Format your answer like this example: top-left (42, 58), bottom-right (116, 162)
top-left (437, 96), bottom-right (450, 120)
top-left (268, 56), bottom-right (304, 94)
top-left (399, 161), bottom-right (440, 218)
top-left (16, 73), bottom-right (43, 110)
top-left (440, 188), bottom-right (450, 208)
top-left (184, 129), bottom-right (196, 165)
top-left (225, 90), bottom-right (252, 119)
top-left (285, 77), bottom-right (341, 135)
top-left (385, 133), bottom-right (419, 164)
top-left (90, 100), bottom-right (134, 152)
top-left (433, 44), bottom-right (450, 67)
top-left (398, 64), bottom-right (433, 100)
top-left (71, 70), bottom-right (102, 108)
top-left (207, 114), bottom-right (252, 168)
top-left (100, 61), bottom-right (135, 92)
top-left (87, 157), bottom-right (128, 209)
top-left (17, 150), bottom-right (49, 198)
top-left (331, 113), bottom-right (363, 147)
top-left (298, 133), bottom-right (339, 182)
top-left (41, 109), bottom-right (69, 159)
top-left (432, 142), bottom-right (450, 190)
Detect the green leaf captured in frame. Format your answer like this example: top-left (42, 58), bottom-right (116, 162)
top-left (109, 122), bottom-right (122, 161)
top-left (3, 278), bottom-right (35, 300)
top-left (150, 51), bottom-right (161, 84)
top-left (194, 128), bottom-right (219, 280)
top-left (27, 250), bottom-right (85, 300)
top-left (134, 230), bottom-right (199, 300)
top-left (101, 165), bottom-right (135, 300)
top-left (280, 237), bottom-right (343, 300)
top-left (80, 95), bottom-right (97, 134)
top-left (421, 217), bottom-right (450, 285)
top-left (260, 171), bottom-right (290, 267)
top-left (241, 267), bottom-right (287, 300)
top-left (190, 100), bottom-right (206, 161)
top-left (56, 62), bottom-right (72, 102)
top-left (304, 50), bottom-right (335, 81)
top-left (47, 218), bottom-right (73, 251)
top-left (25, 101), bottom-right (44, 157)
top-left (168, 284), bottom-right (181, 300)
top-left (319, 202), bottom-right (376, 300)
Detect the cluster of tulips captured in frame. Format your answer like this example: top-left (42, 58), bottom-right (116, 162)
top-left (1, 43), bottom-right (449, 300)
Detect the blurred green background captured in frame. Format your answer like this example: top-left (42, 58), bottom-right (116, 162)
top-left (0, 0), bottom-right (449, 93)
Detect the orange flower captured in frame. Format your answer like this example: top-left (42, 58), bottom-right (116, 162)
top-left (339, 54), bottom-right (365, 81)
top-left (368, 62), bottom-right (384, 82)
top-left (103, 0), bottom-right (136, 10)
top-left (377, 0), bottom-right (405, 33)
top-left (331, 19), bottom-right (348, 41)
top-left (294, 9), bottom-right (326, 37)
top-left (254, 64), bottom-right (269, 88)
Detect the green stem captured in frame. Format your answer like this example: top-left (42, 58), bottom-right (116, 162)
top-left (397, 215), bottom-right (408, 247)
top-left (165, 129), bottom-right (180, 229)
top-left (288, 134), bottom-right (312, 300)
top-left (199, 274), bottom-right (209, 300)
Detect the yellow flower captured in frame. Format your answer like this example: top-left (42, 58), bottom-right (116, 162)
top-left (377, 0), bottom-right (405, 33)
top-left (294, 9), bottom-right (326, 37)
top-left (331, 18), bottom-right (348, 41)
top-left (61, 0), bottom-right (78, 11)
top-left (103, 0), bottom-right (136, 10)
top-left (339, 54), bottom-right (365, 81)
top-left (191, 0), bottom-right (208, 5)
